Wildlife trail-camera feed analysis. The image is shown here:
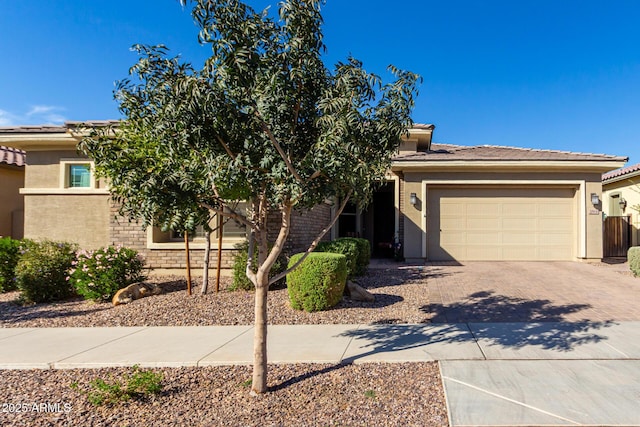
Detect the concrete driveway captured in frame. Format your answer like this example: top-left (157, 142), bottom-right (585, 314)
top-left (424, 261), bottom-right (640, 322)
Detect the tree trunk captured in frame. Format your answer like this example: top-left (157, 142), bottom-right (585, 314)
top-left (251, 273), bottom-right (269, 395)
top-left (201, 230), bottom-right (211, 295)
top-left (184, 231), bottom-right (192, 296)
top-left (216, 215), bottom-right (223, 293)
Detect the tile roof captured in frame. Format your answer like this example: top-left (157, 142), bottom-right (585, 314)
top-left (602, 163), bottom-right (640, 181)
top-left (0, 146), bottom-right (26, 167)
top-left (0, 120), bottom-right (120, 134)
top-left (394, 143), bottom-right (628, 162)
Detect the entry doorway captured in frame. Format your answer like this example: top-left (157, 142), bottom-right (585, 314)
top-left (335, 181), bottom-right (396, 259)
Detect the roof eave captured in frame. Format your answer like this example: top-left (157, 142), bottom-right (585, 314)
top-left (391, 159), bottom-right (628, 173)
top-left (602, 170), bottom-right (640, 185)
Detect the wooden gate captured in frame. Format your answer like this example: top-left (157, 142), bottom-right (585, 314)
top-left (603, 215), bottom-right (631, 257)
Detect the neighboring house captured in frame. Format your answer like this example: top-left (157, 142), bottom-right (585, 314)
top-left (0, 145), bottom-right (25, 239)
top-left (0, 122), bottom-right (627, 268)
top-left (602, 163), bottom-right (640, 248)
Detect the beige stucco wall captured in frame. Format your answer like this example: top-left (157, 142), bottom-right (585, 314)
top-left (603, 176), bottom-right (640, 247)
top-left (399, 170), bottom-right (605, 261)
top-left (24, 195), bottom-right (110, 249)
top-left (25, 150), bottom-right (89, 188)
top-left (0, 165), bottom-right (24, 238)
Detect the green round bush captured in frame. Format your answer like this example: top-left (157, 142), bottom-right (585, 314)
top-left (315, 239), bottom-right (358, 279)
top-left (0, 237), bottom-right (21, 292)
top-left (70, 246), bottom-right (147, 302)
top-left (286, 252), bottom-right (347, 312)
top-left (15, 240), bottom-right (77, 303)
top-left (629, 246), bottom-right (640, 277)
top-left (341, 237), bottom-right (371, 276)
top-left (315, 237), bottom-right (370, 278)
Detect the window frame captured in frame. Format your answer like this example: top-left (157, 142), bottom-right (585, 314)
top-left (60, 159), bottom-right (97, 190)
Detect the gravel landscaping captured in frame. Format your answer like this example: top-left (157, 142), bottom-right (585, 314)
top-left (0, 266), bottom-right (449, 426)
top-left (0, 267), bottom-right (434, 328)
top-left (0, 363), bottom-right (448, 427)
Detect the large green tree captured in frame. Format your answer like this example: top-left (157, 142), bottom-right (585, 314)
top-left (81, 0), bottom-right (420, 394)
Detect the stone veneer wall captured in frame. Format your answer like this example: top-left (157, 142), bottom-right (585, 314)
top-left (110, 201), bottom-right (332, 270)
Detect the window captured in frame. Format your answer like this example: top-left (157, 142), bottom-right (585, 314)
top-left (150, 203), bottom-right (248, 249)
top-left (60, 160), bottom-right (96, 189)
top-left (69, 164), bottom-right (91, 188)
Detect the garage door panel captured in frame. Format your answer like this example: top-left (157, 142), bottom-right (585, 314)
top-left (505, 203), bottom-right (537, 216)
top-left (539, 218), bottom-right (573, 231)
top-left (538, 232), bottom-right (573, 245)
top-left (466, 218), bottom-right (502, 230)
top-left (467, 203), bottom-right (502, 216)
top-left (539, 204), bottom-right (573, 216)
top-left (502, 218), bottom-right (537, 230)
top-left (466, 232), bottom-right (501, 245)
top-left (502, 232), bottom-right (536, 245)
top-left (427, 187), bottom-right (575, 261)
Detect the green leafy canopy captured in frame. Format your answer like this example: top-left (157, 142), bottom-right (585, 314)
top-left (79, 0), bottom-right (421, 237)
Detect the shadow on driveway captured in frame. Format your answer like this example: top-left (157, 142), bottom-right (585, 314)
top-left (423, 290), bottom-right (596, 323)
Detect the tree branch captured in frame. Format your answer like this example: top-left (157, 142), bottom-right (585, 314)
top-left (269, 189), bottom-right (353, 285)
top-left (216, 134), bottom-right (237, 160)
top-left (255, 112), bottom-right (303, 183)
top-left (199, 202), bottom-right (252, 228)
top-left (260, 202), bottom-right (292, 277)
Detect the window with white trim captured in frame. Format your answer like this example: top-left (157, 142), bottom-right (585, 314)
top-left (60, 160), bottom-right (97, 189)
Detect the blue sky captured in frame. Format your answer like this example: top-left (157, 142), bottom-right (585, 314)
top-left (1, 0), bottom-right (638, 166)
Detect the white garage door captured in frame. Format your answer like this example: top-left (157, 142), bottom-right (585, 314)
top-left (427, 187), bottom-right (576, 261)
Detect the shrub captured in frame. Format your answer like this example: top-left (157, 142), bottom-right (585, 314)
top-left (315, 237), bottom-right (370, 278)
top-left (629, 246), bottom-right (640, 277)
top-left (286, 252), bottom-right (347, 312)
top-left (70, 246), bottom-right (147, 302)
top-left (15, 240), bottom-right (77, 303)
top-left (231, 242), bottom-right (286, 291)
top-left (346, 237), bottom-right (371, 275)
top-left (315, 239), bottom-right (359, 279)
top-left (71, 365), bottom-right (163, 406)
top-left (0, 237), bottom-right (21, 292)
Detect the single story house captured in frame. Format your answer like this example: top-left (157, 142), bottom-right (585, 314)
top-left (0, 122), bottom-right (627, 269)
top-left (0, 145), bottom-right (25, 239)
top-left (602, 163), bottom-right (640, 248)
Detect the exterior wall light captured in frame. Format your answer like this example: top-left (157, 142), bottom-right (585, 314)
top-left (410, 192), bottom-right (417, 206)
top-left (619, 197), bottom-right (627, 210)
top-left (590, 193), bottom-right (600, 206)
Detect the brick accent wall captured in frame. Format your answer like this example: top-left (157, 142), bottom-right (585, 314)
top-left (109, 201), bottom-right (332, 270)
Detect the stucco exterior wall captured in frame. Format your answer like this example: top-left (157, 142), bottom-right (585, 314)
top-left (24, 194), bottom-right (110, 249)
top-left (399, 170), bottom-right (605, 261)
top-left (0, 165), bottom-right (24, 238)
top-left (603, 177), bottom-right (640, 247)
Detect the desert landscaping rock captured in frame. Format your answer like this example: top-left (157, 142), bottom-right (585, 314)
top-left (0, 363), bottom-right (447, 427)
top-left (0, 267), bottom-right (449, 426)
top-left (0, 268), bottom-right (431, 328)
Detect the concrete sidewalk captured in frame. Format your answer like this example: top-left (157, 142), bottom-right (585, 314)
top-left (1, 322), bottom-right (640, 426)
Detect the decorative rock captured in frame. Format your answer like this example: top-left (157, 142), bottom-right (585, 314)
top-left (346, 281), bottom-right (375, 302)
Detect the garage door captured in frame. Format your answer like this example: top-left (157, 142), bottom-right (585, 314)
top-left (427, 187), bottom-right (576, 261)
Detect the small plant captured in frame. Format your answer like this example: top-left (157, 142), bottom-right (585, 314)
top-left (286, 252), bottom-right (347, 312)
top-left (70, 246), bottom-right (147, 302)
top-left (629, 246), bottom-right (640, 277)
top-left (231, 242), bottom-right (286, 291)
top-left (72, 365), bottom-right (163, 406)
top-left (364, 389), bottom-right (377, 399)
top-left (15, 240), bottom-right (77, 303)
top-left (240, 378), bottom-right (253, 388)
top-left (0, 237), bottom-right (21, 292)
